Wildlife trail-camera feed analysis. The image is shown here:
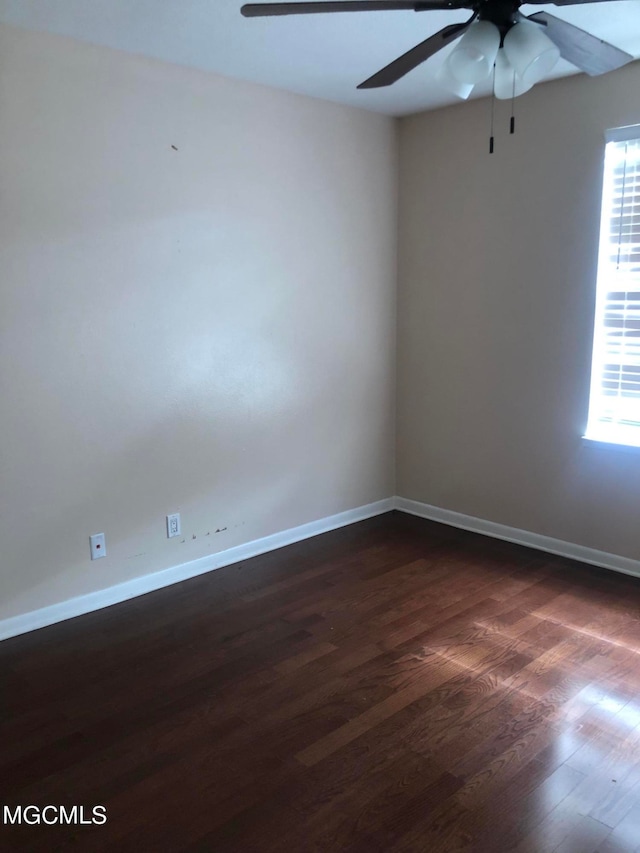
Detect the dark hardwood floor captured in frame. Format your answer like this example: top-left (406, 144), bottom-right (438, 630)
top-left (3, 511), bottom-right (640, 852)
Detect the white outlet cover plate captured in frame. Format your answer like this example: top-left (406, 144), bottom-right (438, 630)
top-left (167, 513), bottom-right (181, 538)
top-left (90, 533), bottom-right (106, 560)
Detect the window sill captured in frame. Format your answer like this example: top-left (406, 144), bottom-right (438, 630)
top-left (582, 436), bottom-right (640, 454)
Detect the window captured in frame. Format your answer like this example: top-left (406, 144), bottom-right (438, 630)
top-left (585, 125), bottom-right (640, 448)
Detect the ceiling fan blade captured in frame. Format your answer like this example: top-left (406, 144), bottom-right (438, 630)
top-left (527, 11), bottom-right (634, 75)
top-left (527, 0), bottom-right (625, 4)
top-left (357, 19), bottom-right (473, 88)
top-left (241, 1), bottom-right (465, 16)
top-left (243, 2), bottom-right (411, 15)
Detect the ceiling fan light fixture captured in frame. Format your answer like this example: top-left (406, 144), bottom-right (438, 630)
top-left (436, 59), bottom-right (474, 100)
top-left (493, 47), bottom-right (532, 100)
top-left (503, 19), bottom-right (561, 88)
top-left (447, 21), bottom-right (500, 85)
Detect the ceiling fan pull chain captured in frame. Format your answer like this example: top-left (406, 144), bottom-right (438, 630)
top-left (510, 72), bottom-right (516, 134)
top-left (489, 62), bottom-right (496, 154)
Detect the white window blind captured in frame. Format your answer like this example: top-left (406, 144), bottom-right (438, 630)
top-left (585, 127), bottom-right (640, 448)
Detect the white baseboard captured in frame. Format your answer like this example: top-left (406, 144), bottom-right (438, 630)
top-left (0, 498), bottom-right (393, 642)
top-left (394, 496), bottom-right (640, 580)
top-left (4, 494), bottom-right (639, 644)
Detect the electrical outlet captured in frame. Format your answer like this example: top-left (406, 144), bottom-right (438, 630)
top-left (167, 513), bottom-right (181, 538)
top-left (90, 533), bottom-right (106, 560)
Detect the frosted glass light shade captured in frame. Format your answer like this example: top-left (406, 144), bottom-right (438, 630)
top-left (448, 21), bottom-right (501, 85)
top-left (503, 19), bottom-right (560, 87)
top-left (437, 58), bottom-right (474, 100)
top-left (493, 48), bottom-right (532, 100)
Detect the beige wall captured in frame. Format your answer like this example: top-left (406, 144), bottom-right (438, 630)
top-left (0, 25), bottom-right (397, 621)
top-left (4, 18), bottom-right (640, 628)
top-left (397, 62), bottom-right (640, 561)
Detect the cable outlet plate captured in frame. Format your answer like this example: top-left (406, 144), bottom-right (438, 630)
top-left (167, 513), bottom-right (181, 538)
top-left (90, 533), bottom-right (106, 560)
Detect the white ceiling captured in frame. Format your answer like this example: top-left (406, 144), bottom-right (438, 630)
top-left (0, 0), bottom-right (638, 115)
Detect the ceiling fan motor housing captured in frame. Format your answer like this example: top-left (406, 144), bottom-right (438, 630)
top-left (476, 0), bottom-right (522, 42)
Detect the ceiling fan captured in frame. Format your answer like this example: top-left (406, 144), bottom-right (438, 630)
top-left (240, 1), bottom-right (634, 102)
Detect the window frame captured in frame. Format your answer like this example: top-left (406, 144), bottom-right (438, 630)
top-left (583, 124), bottom-right (640, 451)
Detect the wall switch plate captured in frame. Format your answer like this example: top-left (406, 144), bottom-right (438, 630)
top-left (167, 513), bottom-right (181, 538)
top-left (90, 533), bottom-right (106, 560)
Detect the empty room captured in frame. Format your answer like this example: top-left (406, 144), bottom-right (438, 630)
top-left (2, 1), bottom-right (640, 850)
